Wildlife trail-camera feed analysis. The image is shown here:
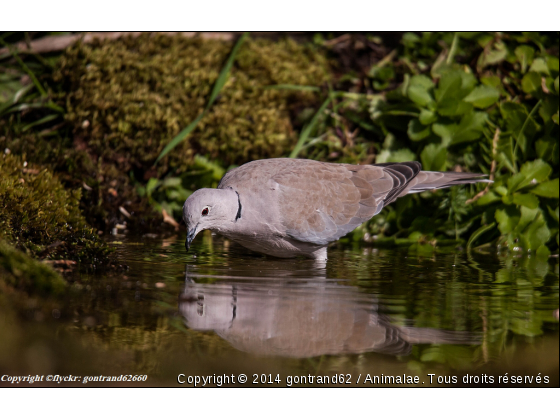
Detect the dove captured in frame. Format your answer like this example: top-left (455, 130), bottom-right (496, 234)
top-left (179, 273), bottom-right (479, 358)
top-left (182, 158), bottom-right (490, 259)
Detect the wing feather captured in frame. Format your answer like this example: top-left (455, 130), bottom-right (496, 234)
top-left (219, 158), bottom-right (487, 246)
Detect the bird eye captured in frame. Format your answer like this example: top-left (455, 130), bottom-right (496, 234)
top-left (201, 207), bottom-right (209, 216)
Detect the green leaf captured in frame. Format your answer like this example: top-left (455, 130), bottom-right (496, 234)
top-left (507, 172), bottom-right (527, 193)
top-left (437, 99), bottom-right (473, 116)
top-left (529, 58), bottom-right (550, 75)
top-left (494, 186), bottom-right (508, 196)
top-left (433, 70), bottom-right (478, 117)
top-left (463, 85), bottom-right (500, 108)
top-left (480, 75), bottom-right (502, 88)
top-left (407, 75), bottom-right (435, 107)
top-left (524, 213), bottom-right (551, 251)
top-left (419, 109), bottom-right (437, 125)
top-left (432, 111), bottom-right (487, 145)
top-left (478, 46), bottom-right (507, 68)
top-left (547, 56), bottom-right (559, 73)
top-left (521, 72), bottom-right (542, 94)
top-left (539, 96), bottom-right (559, 123)
top-left (432, 122), bottom-right (456, 145)
top-left (391, 149), bottom-right (417, 163)
top-left (450, 111), bottom-right (487, 144)
top-left (518, 206), bottom-right (539, 233)
top-left (477, 191), bottom-right (500, 206)
top-left (159, 177), bottom-right (182, 188)
top-left (518, 159), bottom-right (552, 189)
top-left (421, 143), bottom-right (447, 171)
top-left (145, 178), bottom-right (161, 199)
top-left (531, 178), bottom-right (559, 198)
top-left (501, 102), bottom-right (539, 156)
top-left (515, 45), bottom-right (535, 73)
top-left (512, 193), bottom-right (539, 209)
top-left (467, 222), bottom-right (496, 249)
top-left (502, 195), bottom-right (514, 205)
top-left (536, 136), bottom-right (559, 163)
top-left (536, 245), bottom-right (551, 258)
top-left (193, 155), bottom-right (226, 181)
top-left (407, 119), bottom-right (431, 141)
top-left (508, 160), bottom-right (552, 193)
top-left (376, 148), bottom-right (416, 164)
top-left (547, 206), bottom-right (559, 223)
top-left (435, 71), bottom-right (463, 103)
top-left (495, 206), bottom-right (520, 235)
top-left (554, 76), bottom-right (559, 94)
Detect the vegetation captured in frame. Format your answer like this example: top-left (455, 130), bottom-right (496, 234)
top-left (54, 34), bottom-right (329, 174)
top-left (271, 32), bottom-right (559, 256)
top-left (0, 239), bottom-right (66, 295)
top-left (0, 153), bottom-right (110, 262)
top-left (0, 32), bottom-right (557, 382)
top-left (0, 32), bottom-right (558, 287)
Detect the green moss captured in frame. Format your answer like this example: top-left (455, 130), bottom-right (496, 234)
top-left (0, 129), bottom-right (161, 231)
top-left (53, 34), bottom-right (330, 175)
top-left (0, 153), bottom-right (110, 261)
top-left (2, 35), bottom-right (330, 228)
top-left (0, 239), bottom-right (66, 295)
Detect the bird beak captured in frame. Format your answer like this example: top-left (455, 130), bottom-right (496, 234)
top-left (185, 224), bottom-right (199, 252)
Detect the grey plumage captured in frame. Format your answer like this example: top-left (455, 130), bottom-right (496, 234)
top-left (179, 275), bottom-right (479, 358)
top-left (183, 158), bottom-right (490, 259)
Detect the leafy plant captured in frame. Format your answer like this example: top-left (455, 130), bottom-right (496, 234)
top-left (277, 32), bottom-right (559, 255)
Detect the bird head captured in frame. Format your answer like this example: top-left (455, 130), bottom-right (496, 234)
top-left (182, 188), bottom-right (240, 251)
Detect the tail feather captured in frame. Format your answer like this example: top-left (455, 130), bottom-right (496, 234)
top-left (409, 171), bottom-right (491, 193)
top-left (372, 162), bottom-right (491, 201)
top-left (401, 171), bottom-right (491, 197)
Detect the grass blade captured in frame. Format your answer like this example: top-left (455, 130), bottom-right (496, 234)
top-left (0, 38), bottom-right (47, 97)
top-left (205, 32), bottom-right (249, 111)
top-left (265, 84), bottom-right (321, 92)
top-left (22, 114), bottom-right (59, 132)
top-left (0, 84), bottom-right (34, 116)
top-left (155, 113), bottom-right (204, 165)
top-left (467, 222), bottom-right (496, 250)
top-left (512, 99), bottom-right (542, 173)
top-left (289, 96), bottom-right (332, 158)
top-left (155, 32), bottom-right (249, 164)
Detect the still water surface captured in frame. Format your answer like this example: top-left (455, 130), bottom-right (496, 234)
top-left (1, 232), bottom-right (558, 386)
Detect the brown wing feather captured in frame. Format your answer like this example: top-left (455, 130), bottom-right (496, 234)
top-left (271, 160), bottom-right (422, 245)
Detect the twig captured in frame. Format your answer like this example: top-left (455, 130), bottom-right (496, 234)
top-left (162, 209), bottom-right (180, 230)
top-left (466, 127), bottom-right (500, 205)
top-left (323, 34), bottom-right (352, 47)
top-left (42, 260), bottom-right (76, 266)
top-left (0, 32), bottom-right (236, 55)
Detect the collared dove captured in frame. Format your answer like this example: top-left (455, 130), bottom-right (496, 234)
top-left (183, 158), bottom-right (490, 259)
top-left (179, 273), bottom-right (479, 357)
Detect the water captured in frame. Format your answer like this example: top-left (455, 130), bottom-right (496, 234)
top-left (1, 231), bottom-right (558, 387)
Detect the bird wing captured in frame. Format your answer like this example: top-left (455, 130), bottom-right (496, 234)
top-left (218, 158), bottom-right (488, 247)
top-left (272, 160), bottom-right (422, 245)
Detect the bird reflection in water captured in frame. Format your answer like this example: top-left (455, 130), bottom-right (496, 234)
top-left (179, 264), bottom-right (479, 358)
